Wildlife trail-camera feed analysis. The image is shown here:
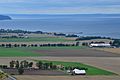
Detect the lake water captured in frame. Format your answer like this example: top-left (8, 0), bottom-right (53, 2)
top-left (0, 14), bottom-right (120, 39)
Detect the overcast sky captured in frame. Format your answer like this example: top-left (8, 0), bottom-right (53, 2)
top-left (0, 0), bottom-right (120, 14)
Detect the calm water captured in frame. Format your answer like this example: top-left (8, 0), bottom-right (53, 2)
top-left (0, 14), bottom-right (120, 39)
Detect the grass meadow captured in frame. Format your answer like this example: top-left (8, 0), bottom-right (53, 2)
top-left (35, 60), bottom-right (117, 75)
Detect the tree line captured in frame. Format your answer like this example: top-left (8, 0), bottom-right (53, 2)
top-left (9, 60), bottom-right (87, 75)
top-left (112, 39), bottom-right (120, 47)
top-left (0, 42), bottom-right (80, 48)
top-left (0, 60), bottom-right (88, 75)
top-left (76, 36), bottom-right (112, 41)
top-left (0, 29), bottom-right (43, 34)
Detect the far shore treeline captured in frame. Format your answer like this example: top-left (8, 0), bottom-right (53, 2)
top-left (0, 29), bottom-right (120, 47)
top-left (0, 29), bottom-right (114, 39)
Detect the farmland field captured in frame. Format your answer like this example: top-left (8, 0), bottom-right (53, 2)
top-left (0, 46), bottom-right (84, 57)
top-left (0, 58), bottom-right (117, 75)
top-left (0, 57), bottom-right (120, 80)
top-left (35, 60), bottom-right (116, 75)
top-left (0, 47), bottom-right (42, 57)
top-left (14, 75), bottom-right (120, 80)
top-left (94, 48), bottom-right (120, 54)
top-left (0, 46), bottom-right (120, 57)
top-left (0, 37), bottom-right (75, 42)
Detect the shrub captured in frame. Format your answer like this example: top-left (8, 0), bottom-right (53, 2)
top-left (18, 67), bottom-right (24, 75)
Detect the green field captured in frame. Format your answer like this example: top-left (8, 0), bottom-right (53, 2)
top-left (0, 46), bottom-right (84, 57)
top-left (0, 47), bottom-right (43, 57)
top-left (36, 60), bottom-right (117, 75)
top-left (0, 47), bottom-right (117, 75)
top-left (0, 37), bottom-right (74, 42)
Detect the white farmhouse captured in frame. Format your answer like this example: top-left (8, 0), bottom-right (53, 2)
top-left (90, 43), bottom-right (111, 47)
top-left (72, 69), bottom-right (86, 75)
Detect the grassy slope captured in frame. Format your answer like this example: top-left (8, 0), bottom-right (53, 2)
top-left (36, 60), bottom-right (117, 75)
top-left (0, 46), bottom-right (84, 57)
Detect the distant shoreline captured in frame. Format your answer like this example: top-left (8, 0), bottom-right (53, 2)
top-left (0, 14), bottom-right (120, 39)
top-left (0, 29), bottom-right (117, 40)
top-left (0, 15), bottom-right (12, 20)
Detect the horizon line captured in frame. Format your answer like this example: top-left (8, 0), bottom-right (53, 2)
top-left (3, 13), bottom-right (120, 15)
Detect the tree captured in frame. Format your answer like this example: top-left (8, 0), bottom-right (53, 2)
top-left (20, 61), bottom-right (24, 68)
top-left (43, 63), bottom-right (49, 70)
top-left (18, 67), bottom-right (24, 75)
top-left (1, 44), bottom-right (5, 47)
top-left (109, 41), bottom-right (113, 45)
top-left (65, 67), bottom-right (69, 70)
top-left (49, 62), bottom-right (53, 69)
top-left (34, 44), bottom-right (38, 47)
top-left (29, 62), bottom-right (33, 68)
top-left (71, 71), bottom-right (75, 76)
top-left (52, 65), bottom-right (57, 70)
top-left (36, 61), bottom-right (43, 69)
top-left (10, 61), bottom-right (14, 68)
top-left (14, 44), bottom-right (20, 47)
top-left (15, 60), bottom-right (19, 69)
top-left (21, 44), bottom-right (27, 47)
top-left (112, 40), bottom-right (120, 47)
top-left (6, 44), bottom-right (12, 48)
top-left (23, 60), bottom-right (29, 68)
top-left (76, 42), bottom-right (80, 46)
top-left (82, 42), bottom-right (88, 46)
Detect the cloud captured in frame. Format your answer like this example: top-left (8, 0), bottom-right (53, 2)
top-left (0, 0), bottom-right (25, 3)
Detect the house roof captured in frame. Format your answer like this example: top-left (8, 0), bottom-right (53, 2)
top-left (73, 69), bottom-right (86, 74)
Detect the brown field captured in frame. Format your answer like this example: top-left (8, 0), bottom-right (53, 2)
top-left (15, 75), bottom-right (120, 80)
top-left (2, 69), bottom-right (65, 75)
top-left (34, 48), bottom-right (120, 57)
top-left (95, 48), bottom-right (120, 54)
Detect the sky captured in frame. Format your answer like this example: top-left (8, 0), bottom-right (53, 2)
top-left (0, 0), bottom-right (120, 14)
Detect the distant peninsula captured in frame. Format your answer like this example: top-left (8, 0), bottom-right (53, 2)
top-left (0, 15), bottom-right (12, 20)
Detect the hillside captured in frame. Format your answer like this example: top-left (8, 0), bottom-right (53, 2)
top-left (0, 15), bottom-right (12, 20)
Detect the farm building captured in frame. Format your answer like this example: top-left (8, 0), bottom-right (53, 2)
top-left (90, 43), bottom-right (111, 47)
top-left (72, 69), bottom-right (86, 75)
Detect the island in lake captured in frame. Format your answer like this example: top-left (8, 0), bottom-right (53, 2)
top-left (0, 15), bottom-right (12, 20)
